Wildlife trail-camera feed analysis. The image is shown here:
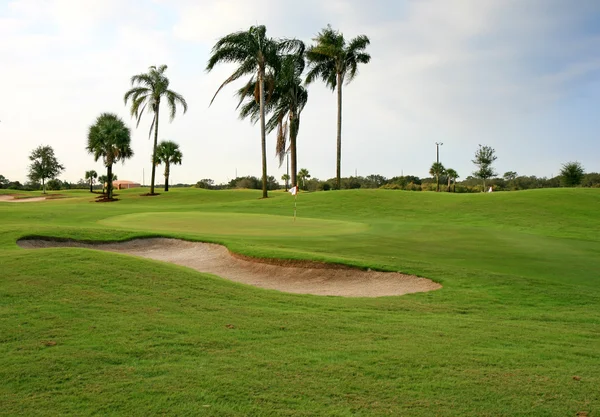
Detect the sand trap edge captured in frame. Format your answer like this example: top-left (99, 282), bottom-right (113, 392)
top-left (16, 237), bottom-right (443, 298)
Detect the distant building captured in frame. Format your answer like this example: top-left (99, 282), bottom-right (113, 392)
top-left (113, 180), bottom-right (141, 190)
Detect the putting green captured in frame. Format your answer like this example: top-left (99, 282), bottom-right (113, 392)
top-left (99, 211), bottom-right (369, 237)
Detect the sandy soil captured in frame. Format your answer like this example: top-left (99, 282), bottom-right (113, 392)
top-left (0, 195), bottom-right (47, 203)
top-left (17, 238), bottom-right (442, 298)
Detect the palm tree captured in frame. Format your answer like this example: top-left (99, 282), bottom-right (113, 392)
top-left (85, 170), bottom-right (97, 193)
top-left (206, 25), bottom-right (303, 199)
top-left (446, 168), bottom-right (458, 192)
top-left (281, 174), bottom-right (290, 191)
top-left (124, 65), bottom-right (187, 195)
top-left (86, 113), bottom-right (133, 200)
top-left (298, 168), bottom-right (311, 190)
top-left (429, 162), bottom-right (446, 192)
top-left (155, 140), bottom-right (182, 192)
top-left (98, 174), bottom-right (117, 194)
top-left (306, 25), bottom-right (370, 190)
top-left (237, 48), bottom-right (308, 189)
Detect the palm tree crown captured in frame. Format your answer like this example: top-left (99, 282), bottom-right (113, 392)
top-left (206, 25), bottom-right (303, 198)
top-left (155, 140), bottom-right (183, 192)
top-left (124, 65), bottom-right (187, 195)
top-left (87, 113), bottom-right (133, 200)
top-left (306, 25), bottom-right (370, 190)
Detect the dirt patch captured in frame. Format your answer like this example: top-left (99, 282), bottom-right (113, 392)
top-left (94, 197), bottom-right (120, 203)
top-left (0, 195), bottom-right (47, 203)
top-left (17, 238), bottom-right (442, 298)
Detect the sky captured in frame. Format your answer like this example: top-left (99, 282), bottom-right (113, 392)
top-left (1, 0), bottom-right (599, 185)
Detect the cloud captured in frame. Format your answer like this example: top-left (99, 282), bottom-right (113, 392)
top-left (1, 0), bottom-right (599, 185)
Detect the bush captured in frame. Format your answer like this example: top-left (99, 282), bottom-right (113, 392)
top-left (46, 179), bottom-right (62, 191)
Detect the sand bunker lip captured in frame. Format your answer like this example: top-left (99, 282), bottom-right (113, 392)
top-left (16, 238), bottom-right (442, 298)
top-left (0, 195), bottom-right (48, 203)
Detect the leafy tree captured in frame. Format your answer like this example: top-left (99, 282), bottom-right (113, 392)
top-left (46, 178), bottom-right (62, 191)
top-left (306, 25), bottom-right (371, 190)
top-left (124, 65), bottom-right (187, 195)
top-left (207, 25), bottom-right (302, 198)
top-left (237, 47), bottom-right (307, 189)
top-left (446, 168), bottom-right (459, 192)
top-left (154, 140), bottom-right (182, 192)
top-left (472, 145), bottom-right (497, 190)
top-left (0, 175), bottom-right (8, 189)
top-left (196, 179), bottom-right (215, 189)
top-left (298, 168), bottom-right (311, 190)
top-left (281, 173), bottom-right (290, 191)
top-left (87, 113), bottom-right (132, 200)
top-left (364, 174), bottom-right (387, 188)
top-left (560, 161), bottom-right (585, 187)
top-left (503, 171), bottom-right (517, 181)
top-left (85, 170), bottom-right (98, 193)
top-left (429, 162), bottom-right (446, 192)
top-left (28, 145), bottom-right (65, 194)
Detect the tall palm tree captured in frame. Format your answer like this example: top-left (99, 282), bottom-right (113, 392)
top-left (446, 168), bottom-right (459, 192)
top-left (237, 49), bottom-right (308, 189)
top-left (124, 65), bottom-right (187, 195)
top-left (85, 170), bottom-right (97, 193)
top-left (306, 25), bottom-right (370, 190)
top-left (87, 113), bottom-right (133, 200)
top-left (155, 140), bottom-right (182, 192)
top-left (429, 162), bottom-right (446, 192)
top-left (298, 168), bottom-right (311, 190)
top-left (206, 25), bottom-right (303, 198)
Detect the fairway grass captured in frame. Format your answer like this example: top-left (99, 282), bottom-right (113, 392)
top-left (1, 187), bottom-right (599, 416)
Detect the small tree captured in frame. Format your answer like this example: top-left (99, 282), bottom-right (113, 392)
top-left (87, 112), bottom-right (132, 200)
top-left (298, 168), bottom-right (311, 190)
top-left (429, 162), bottom-right (445, 192)
top-left (281, 174), bottom-right (290, 191)
top-left (85, 170), bottom-right (98, 192)
top-left (560, 162), bottom-right (585, 187)
top-left (28, 145), bottom-right (65, 194)
top-left (155, 140), bottom-right (183, 192)
top-left (472, 145), bottom-right (497, 190)
top-left (446, 168), bottom-right (458, 192)
top-left (0, 175), bottom-right (9, 189)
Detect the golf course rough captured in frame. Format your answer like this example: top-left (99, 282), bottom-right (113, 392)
top-left (1, 187), bottom-right (599, 416)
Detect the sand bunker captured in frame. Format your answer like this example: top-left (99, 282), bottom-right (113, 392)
top-left (17, 238), bottom-right (441, 297)
top-left (0, 195), bottom-right (47, 203)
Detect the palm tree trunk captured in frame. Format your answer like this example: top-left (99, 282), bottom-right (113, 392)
top-left (259, 69), bottom-right (268, 198)
top-left (42, 178), bottom-right (46, 194)
top-left (290, 113), bottom-right (298, 188)
top-left (89, 180), bottom-right (93, 193)
top-left (150, 104), bottom-right (160, 195)
top-left (107, 165), bottom-right (113, 199)
top-left (436, 175), bottom-right (440, 192)
top-left (448, 177), bottom-right (451, 192)
top-left (336, 73), bottom-right (343, 190)
top-left (164, 163), bottom-right (170, 192)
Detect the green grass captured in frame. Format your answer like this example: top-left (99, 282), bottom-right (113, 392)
top-left (1, 187), bottom-right (599, 416)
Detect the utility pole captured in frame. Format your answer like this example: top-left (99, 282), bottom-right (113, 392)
top-left (435, 142), bottom-right (444, 192)
top-left (435, 142), bottom-right (444, 164)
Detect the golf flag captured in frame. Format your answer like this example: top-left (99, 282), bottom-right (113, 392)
top-left (288, 186), bottom-right (298, 221)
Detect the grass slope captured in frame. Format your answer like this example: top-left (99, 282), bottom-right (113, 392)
top-left (1, 187), bottom-right (599, 416)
